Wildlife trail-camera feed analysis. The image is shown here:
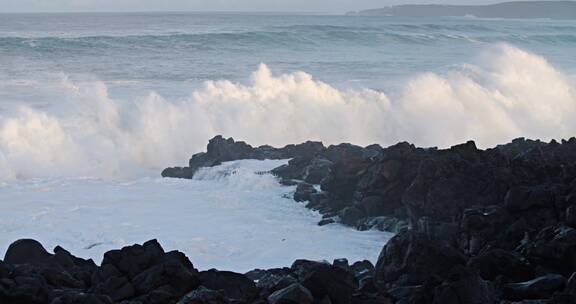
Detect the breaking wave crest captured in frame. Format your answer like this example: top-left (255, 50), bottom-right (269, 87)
top-left (0, 44), bottom-right (575, 180)
top-left (4, 28), bottom-right (576, 54)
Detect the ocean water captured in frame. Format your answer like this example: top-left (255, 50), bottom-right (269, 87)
top-left (0, 159), bottom-right (389, 272)
top-left (0, 13), bottom-right (575, 269)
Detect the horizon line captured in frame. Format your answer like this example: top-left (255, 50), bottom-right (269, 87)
top-left (0, 10), bottom-right (346, 15)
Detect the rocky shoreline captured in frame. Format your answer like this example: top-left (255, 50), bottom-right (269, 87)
top-left (2, 136), bottom-right (576, 303)
top-left (0, 238), bottom-right (384, 304)
top-left (162, 135), bottom-right (576, 303)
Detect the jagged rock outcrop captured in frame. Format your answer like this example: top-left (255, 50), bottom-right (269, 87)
top-left (0, 239), bottom-right (391, 304)
top-left (161, 135), bottom-right (325, 179)
top-left (160, 135), bottom-right (576, 303)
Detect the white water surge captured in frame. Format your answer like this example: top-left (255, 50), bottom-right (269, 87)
top-left (0, 44), bottom-right (575, 181)
top-left (0, 159), bottom-right (390, 272)
top-left (0, 160), bottom-right (390, 272)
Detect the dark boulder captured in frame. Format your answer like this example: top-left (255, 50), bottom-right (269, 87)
top-left (357, 196), bottom-right (390, 217)
top-left (101, 239), bottom-right (165, 279)
top-left (375, 231), bottom-right (467, 288)
top-left (303, 157), bottom-right (333, 184)
top-left (323, 143), bottom-right (368, 164)
top-left (521, 225), bottom-right (576, 275)
top-left (131, 251), bottom-right (200, 296)
top-left (461, 205), bottom-right (511, 254)
top-left (176, 286), bottom-right (229, 304)
top-left (467, 249), bottom-right (534, 282)
top-left (290, 260), bottom-right (330, 279)
top-left (289, 260), bottom-right (358, 304)
top-left (97, 240), bottom-right (200, 302)
top-left (279, 141), bottom-right (325, 159)
top-left (161, 167), bottom-right (195, 179)
top-left (301, 266), bottom-right (358, 304)
top-left (339, 206), bottom-right (365, 226)
top-left (38, 265), bottom-right (84, 289)
top-left (199, 270), bottom-right (258, 302)
top-left (164, 135), bottom-right (327, 180)
top-left (350, 260), bottom-right (375, 281)
top-left (271, 275), bottom-right (299, 293)
top-left (566, 273), bottom-right (576, 295)
top-left (2, 240), bottom-right (97, 299)
top-left (272, 156), bottom-right (314, 181)
top-left (4, 239), bottom-right (52, 265)
top-left (205, 135), bottom-right (254, 163)
top-left (432, 266), bottom-right (498, 304)
top-left (332, 258), bottom-right (350, 272)
top-left (289, 259), bottom-right (359, 304)
top-left (320, 155), bottom-right (367, 202)
top-left (318, 218), bottom-right (335, 226)
top-left (504, 186), bottom-right (533, 211)
top-left (90, 275), bottom-right (135, 301)
top-left (0, 265), bottom-right (51, 304)
top-left (267, 283), bottom-right (314, 304)
top-left (49, 293), bottom-right (113, 304)
top-left (566, 205), bottom-right (576, 228)
top-left (129, 284), bottom-right (179, 304)
top-left (253, 273), bottom-right (281, 292)
top-left (294, 183), bottom-right (317, 202)
top-left (52, 246), bottom-right (97, 285)
top-left (357, 216), bottom-right (408, 233)
top-left (503, 274), bottom-right (566, 300)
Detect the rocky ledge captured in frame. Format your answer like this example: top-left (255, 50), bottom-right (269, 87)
top-left (0, 238), bottom-right (387, 304)
top-left (160, 135), bottom-right (576, 303)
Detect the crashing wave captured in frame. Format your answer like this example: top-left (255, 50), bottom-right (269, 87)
top-left (0, 44), bottom-right (574, 180)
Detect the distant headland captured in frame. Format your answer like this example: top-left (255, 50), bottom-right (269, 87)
top-left (347, 1), bottom-right (576, 19)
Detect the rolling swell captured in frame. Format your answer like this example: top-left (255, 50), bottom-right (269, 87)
top-left (3, 26), bottom-right (576, 54)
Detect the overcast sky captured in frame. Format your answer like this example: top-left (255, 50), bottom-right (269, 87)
top-left (1, 0), bottom-right (506, 13)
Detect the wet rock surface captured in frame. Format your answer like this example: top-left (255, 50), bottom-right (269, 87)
top-left (160, 135), bottom-right (576, 303)
top-left (161, 135), bottom-right (325, 179)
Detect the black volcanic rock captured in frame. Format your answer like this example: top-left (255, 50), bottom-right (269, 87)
top-left (161, 166), bottom-right (195, 179)
top-left (198, 269), bottom-right (258, 301)
top-left (162, 135), bottom-right (325, 179)
top-left (90, 274), bottom-right (135, 301)
top-left (293, 182), bottom-right (317, 202)
top-left (6, 136), bottom-right (576, 303)
top-left (432, 265), bottom-right (498, 304)
top-left (298, 263), bottom-right (358, 304)
top-left (339, 206), bottom-right (365, 226)
top-left (267, 283), bottom-right (314, 304)
top-left (520, 224), bottom-right (576, 276)
top-left (101, 239), bottom-right (165, 279)
top-left (50, 293), bottom-right (113, 304)
top-left (160, 135), bottom-right (576, 302)
top-left (375, 230), bottom-right (467, 288)
top-left (176, 286), bottom-right (228, 304)
top-left (467, 249), bottom-right (534, 282)
top-left (503, 274), bottom-right (567, 300)
top-left (4, 239), bottom-right (52, 265)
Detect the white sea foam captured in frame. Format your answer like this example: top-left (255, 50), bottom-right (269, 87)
top-left (0, 44), bottom-right (574, 181)
top-left (0, 159), bottom-right (390, 272)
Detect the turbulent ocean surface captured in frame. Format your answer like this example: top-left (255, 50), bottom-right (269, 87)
top-left (0, 13), bottom-right (575, 269)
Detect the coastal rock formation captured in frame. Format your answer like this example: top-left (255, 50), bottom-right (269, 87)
top-left (161, 135), bottom-right (325, 179)
top-left (0, 239), bottom-right (391, 304)
top-left (3, 135), bottom-right (576, 303)
top-left (161, 135), bottom-right (576, 303)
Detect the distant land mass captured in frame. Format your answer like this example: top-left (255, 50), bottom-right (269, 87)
top-left (348, 1), bottom-right (576, 19)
